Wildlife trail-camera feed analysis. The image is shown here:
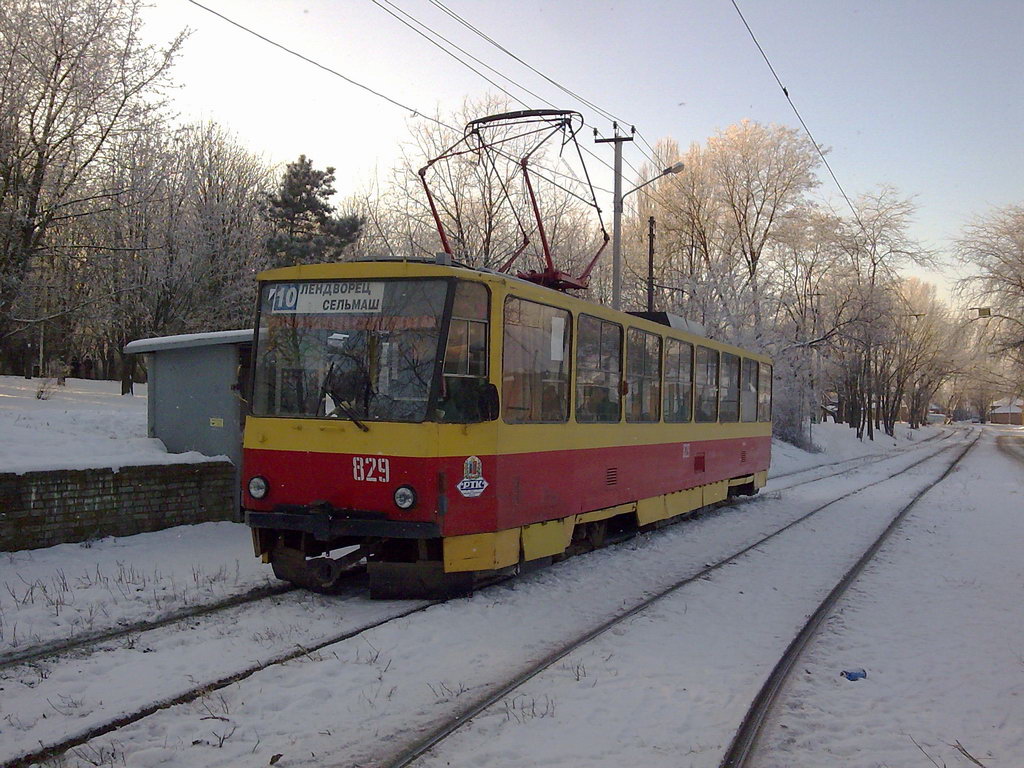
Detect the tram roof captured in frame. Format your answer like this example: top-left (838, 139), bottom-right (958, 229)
top-left (256, 259), bottom-right (770, 363)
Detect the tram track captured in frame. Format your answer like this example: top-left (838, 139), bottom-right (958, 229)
top-left (376, 430), bottom-right (975, 768)
top-left (0, 582), bottom-right (296, 673)
top-left (718, 431), bottom-right (980, 768)
top-left (768, 425), bottom-right (954, 491)
top-left (2, 421), bottom-right (929, 678)
top-left (0, 594), bottom-right (441, 768)
top-left (2, 432), bottom-right (969, 768)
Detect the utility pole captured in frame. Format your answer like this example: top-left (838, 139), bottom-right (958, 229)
top-left (647, 216), bottom-right (656, 312)
top-left (595, 123), bottom-right (634, 311)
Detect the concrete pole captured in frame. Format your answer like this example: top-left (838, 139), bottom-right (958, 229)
top-left (596, 125), bottom-right (633, 312)
top-left (611, 138), bottom-right (624, 311)
top-left (647, 216), bottom-right (656, 312)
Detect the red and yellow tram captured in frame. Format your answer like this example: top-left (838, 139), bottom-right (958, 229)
top-left (242, 257), bottom-right (771, 597)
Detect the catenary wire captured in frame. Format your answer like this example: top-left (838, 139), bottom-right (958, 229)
top-left (185, 0), bottom-right (606, 195)
top-left (729, 0), bottom-right (868, 232)
top-left (184, 0), bottom-right (460, 132)
top-left (414, 0), bottom-right (662, 171)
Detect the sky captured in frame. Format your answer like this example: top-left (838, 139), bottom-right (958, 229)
top-left (141, 1), bottom-right (1024, 293)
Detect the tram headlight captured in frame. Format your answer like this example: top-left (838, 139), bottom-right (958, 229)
top-left (393, 485), bottom-right (417, 510)
top-left (248, 476), bottom-right (269, 500)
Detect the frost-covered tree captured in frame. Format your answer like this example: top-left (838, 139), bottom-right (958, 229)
top-left (0, 0), bottom-right (184, 363)
top-left (46, 121), bottom-right (273, 390)
top-left (956, 203), bottom-right (1024, 356)
top-left (265, 155), bottom-right (363, 267)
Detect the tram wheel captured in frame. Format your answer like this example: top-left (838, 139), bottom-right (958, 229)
top-left (270, 545), bottom-right (345, 593)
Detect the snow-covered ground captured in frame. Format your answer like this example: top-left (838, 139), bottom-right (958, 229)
top-left (0, 523), bottom-right (273, 654)
top-left (2, 378), bottom-right (1020, 768)
top-left (0, 375), bottom-right (216, 473)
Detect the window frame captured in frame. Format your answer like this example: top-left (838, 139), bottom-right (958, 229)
top-left (251, 276), bottom-right (451, 423)
top-left (501, 295), bottom-right (573, 424)
top-left (695, 345), bottom-right (720, 423)
top-left (740, 357), bottom-right (759, 422)
top-left (719, 352), bottom-right (740, 423)
top-left (758, 362), bottom-right (773, 422)
top-left (575, 313), bottom-right (623, 424)
top-left (663, 337), bottom-right (694, 423)
top-left (625, 327), bottom-right (662, 423)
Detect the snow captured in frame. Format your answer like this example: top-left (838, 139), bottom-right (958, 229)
top-left (123, 329), bottom-right (252, 354)
top-left (2, 376), bottom-right (1021, 768)
top-left (0, 522), bottom-right (272, 655)
top-left (0, 375), bottom-right (221, 474)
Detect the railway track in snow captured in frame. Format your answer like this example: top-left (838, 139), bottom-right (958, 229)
top-left (1, 430), bottom-right (968, 768)
top-left (0, 582), bottom-right (296, 672)
top-left (0, 428), bottom-right (950, 678)
top-left (718, 431), bottom-right (980, 768)
top-left (768, 424), bottom-right (954, 490)
top-left (375, 430), bottom-right (977, 768)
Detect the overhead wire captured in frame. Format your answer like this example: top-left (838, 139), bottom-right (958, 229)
top-left (184, 0), bottom-right (460, 132)
top-left (415, 0), bottom-right (662, 173)
top-left (370, 0), bottom-right (545, 110)
top-left (188, 0), bottom-right (669, 274)
top-left (729, 0), bottom-right (868, 232)
top-left (426, 0), bottom-right (627, 126)
top-left (185, 0), bottom-right (604, 198)
top-left (365, 0), bottom-right (630, 208)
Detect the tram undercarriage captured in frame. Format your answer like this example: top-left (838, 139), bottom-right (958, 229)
top-left (248, 471), bottom-right (765, 599)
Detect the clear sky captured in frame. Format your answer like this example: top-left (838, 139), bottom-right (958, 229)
top-left (142, 0), bottom-right (1024, 291)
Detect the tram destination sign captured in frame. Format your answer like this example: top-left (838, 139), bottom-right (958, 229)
top-left (267, 281), bottom-right (385, 314)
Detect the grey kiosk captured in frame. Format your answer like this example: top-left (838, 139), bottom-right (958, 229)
top-left (124, 330), bottom-right (253, 509)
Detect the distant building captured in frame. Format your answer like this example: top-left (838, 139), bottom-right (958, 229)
top-left (989, 397), bottom-right (1023, 425)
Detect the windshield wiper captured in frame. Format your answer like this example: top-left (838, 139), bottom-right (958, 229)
top-left (327, 398), bottom-right (370, 432)
top-left (319, 362), bottom-right (371, 432)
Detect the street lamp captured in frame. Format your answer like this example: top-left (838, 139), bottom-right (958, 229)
top-left (611, 161), bottom-right (685, 311)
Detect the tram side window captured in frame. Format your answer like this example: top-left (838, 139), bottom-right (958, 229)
top-left (664, 338), bottom-right (693, 422)
top-left (720, 352), bottom-right (740, 422)
top-left (758, 362), bottom-right (773, 422)
top-left (741, 358), bottom-right (759, 422)
top-left (576, 314), bottom-right (622, 423)
top-left (695, 346), bottom-right (719, 422)
top-left (439, 281), bottom-right (489, 423)
top-left (502, 297), bottom-right (571, 423)
top-left (625, 328), bottom-right (661, 423)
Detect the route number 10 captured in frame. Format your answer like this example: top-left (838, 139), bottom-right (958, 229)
top-left (353, 456), bottom-right (390, 483)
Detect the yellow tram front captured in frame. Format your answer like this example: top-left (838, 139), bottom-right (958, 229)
top-left (243, 260), bottom-right (505, 596)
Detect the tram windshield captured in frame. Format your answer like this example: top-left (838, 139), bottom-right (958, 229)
top-left (252, 279), bottom-right (448, 422)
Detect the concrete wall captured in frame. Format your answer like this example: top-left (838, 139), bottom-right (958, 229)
top-left (0, 461), bottom-right (236, 551)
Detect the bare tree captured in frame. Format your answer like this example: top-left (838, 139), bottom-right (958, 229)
top-left (956, 203), bottom-right (1024, 357)
top-left (0, 0), bottom-right (185, 365)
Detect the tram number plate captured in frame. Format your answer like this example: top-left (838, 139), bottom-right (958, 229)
top-left (352, 456), bottom-right (390, 483)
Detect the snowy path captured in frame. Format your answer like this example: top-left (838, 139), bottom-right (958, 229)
top-left (750, 426), bottom-right (1024, 768)
top-left (9, 432), bottom-right (973, 768)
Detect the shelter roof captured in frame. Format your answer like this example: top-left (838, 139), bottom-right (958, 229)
top-left (124, 329), bottom-right (253, 354)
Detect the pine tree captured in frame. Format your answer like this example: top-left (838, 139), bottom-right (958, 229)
top-left (265, 155), bottom-right (363, 267)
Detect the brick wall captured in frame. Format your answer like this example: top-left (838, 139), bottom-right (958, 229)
top-left (0, 461), bottom-right (237, 551)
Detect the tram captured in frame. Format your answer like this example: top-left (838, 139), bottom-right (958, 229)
top-left (241, 256), bottom-right (772, 597)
